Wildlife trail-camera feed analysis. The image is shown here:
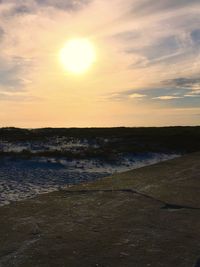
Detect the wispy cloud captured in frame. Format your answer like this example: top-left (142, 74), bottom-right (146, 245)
top-left (0, 26), bottom-right (4, 40)
top-left (191, 29), bottom-right (200, 44)
top-left (108, 74), bottom-right (200, 108)
top-left (129, 0), bottom-right (200, 17)
top-left (34, 0), bottom-right (91, 11)
top-left (129, 93), bottom-right (146, 99)
top-left (153, 95), bottom-right (183, 100)
top-left (0, 56), bottom-right (32, 92)
top-left (0, 92), bottom-right (39, 102)
top-left (163, 77), bottom-right (200, 88)
top-left (163, 77), bottom-right (200, 97)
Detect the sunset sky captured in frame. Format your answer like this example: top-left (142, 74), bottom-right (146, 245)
top-left (0, 0), bottom-right (200, 127)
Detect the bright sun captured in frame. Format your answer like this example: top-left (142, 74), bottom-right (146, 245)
top-left (60, 38), bottom-right (96, 74)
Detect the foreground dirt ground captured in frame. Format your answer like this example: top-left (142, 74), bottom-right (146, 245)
top-left (0, 152), bottom-right (200, 267)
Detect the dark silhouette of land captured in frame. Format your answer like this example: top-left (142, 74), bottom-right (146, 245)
top-left (1, 127), bottom-right (200, 160)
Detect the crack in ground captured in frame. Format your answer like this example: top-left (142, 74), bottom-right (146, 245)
top-left (62, 189), bottom-right (200, 211)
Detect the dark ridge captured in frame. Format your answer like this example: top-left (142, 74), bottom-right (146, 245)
top-left (0, 126), bottom-right (200, 153)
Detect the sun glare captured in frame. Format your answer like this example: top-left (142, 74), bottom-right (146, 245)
top-left (60, 38), bottom-right (96, 74)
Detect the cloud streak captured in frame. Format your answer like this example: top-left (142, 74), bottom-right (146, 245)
top-left (153, 96), bottom-right (183, 100)
top-left (34, 0), bottom-right (91, 11)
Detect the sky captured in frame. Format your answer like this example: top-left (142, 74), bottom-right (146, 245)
top-left (0, 0), bottom-right (200, 127)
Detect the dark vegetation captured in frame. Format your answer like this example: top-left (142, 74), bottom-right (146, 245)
top-left (0, 126), bottom-right (200, 160)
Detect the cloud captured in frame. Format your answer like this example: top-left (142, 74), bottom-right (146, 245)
top-left (129, 93), bottom-right (146, 99)
top-left (0, 56), bottom-right (31, 92)
top-left (145, 36), bottom-right (180, 60)
top-left (129, 0), bottom-right (200, 17)
top-left (107, 74), bottom-right (200, 108)
top-left (191, 29), bottom-right (200, 44)
top-left (153, 95), bottom-right (183, 100)
top-left (0, 26), bottom-right (4, 40)
top-left (109, 86), bottom-right (185, 101)
top-left (162, 77), bottom-right (200, 97)
top-left (163, 77), bottom-right (200, 88)
top-left (185, 94), bottom-right (200, 97)
top-left (127, 35), bottom-right (183, 67)
top-left (107, 91), bottom-right (147, 101)
top-left (184, 90), bottom-right (200, 97)
top-left (152, 95), bottom-right (200, 108)
top-left (0, 92), bottom-right (39, 102)
top-left (0, 0), bottom-right (91, 18)
top-left (34, 0), bottom-right (91, 11)
top-left (3, 4), bottom-right (35, 17)
top-left (109, 0), bottom-right (200, 75)
top-left (147, 76), bottom-right (200, 99)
